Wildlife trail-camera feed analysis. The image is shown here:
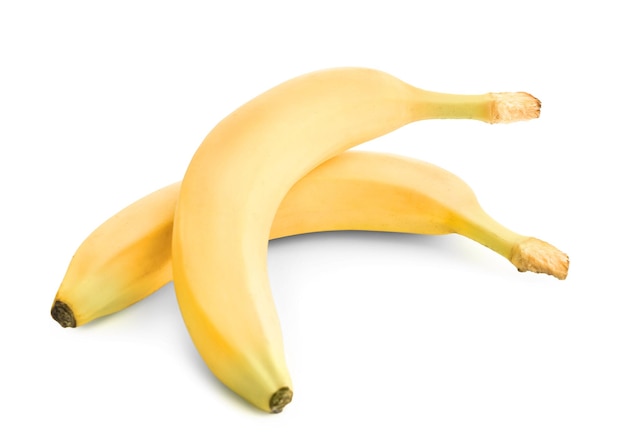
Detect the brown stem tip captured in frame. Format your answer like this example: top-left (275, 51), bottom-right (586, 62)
top-left (510, 237), bottom-right (569, 280)
top-left (491, 92), bottom-right (541, 123)
top-left (269, 387), bottom-right (293, 413)
top-left (51, 300), bottom-right (77, 328)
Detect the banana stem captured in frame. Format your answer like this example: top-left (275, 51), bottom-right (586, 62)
top-left (411, 91), bottom-right (540, 124)
top-left (509, 237), bottom-right (569, 280)
top-left (453, 206), bottom-right (569, 280)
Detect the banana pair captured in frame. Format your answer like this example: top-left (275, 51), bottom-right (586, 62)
top-left (52, 67), bottom-right (568, 413)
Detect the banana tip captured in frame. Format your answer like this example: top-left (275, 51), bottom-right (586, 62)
top-left (269, 387), bottom-right (293, 413)
top-left (491, 92), bottom-right (541, 123)
top-left (510, 237), bottom-right (569, 280)
top-left (51, 300), bottom-right (77, 328)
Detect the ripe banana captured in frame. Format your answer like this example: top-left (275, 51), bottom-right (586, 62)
top-left (171, 67), bottom-right (543, 412)
top-left (51, 151), bottom-right (567, 328)
top-left (52, 182), bottom-right (178, 329)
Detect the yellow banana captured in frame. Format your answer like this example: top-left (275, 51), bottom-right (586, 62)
top-left (171, 67), bottom-right (543, 412)
top-left (51, 151), bottom-right (567, 329)
top-left (51, 182), bottom-right (178, 329)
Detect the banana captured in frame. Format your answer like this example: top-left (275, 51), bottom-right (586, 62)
top-left (52, 151), bottom-right (567, 328)
top-left (171, 67), bottom-right (543, 412)
top-left (52, 182), bottom-right (178, 328)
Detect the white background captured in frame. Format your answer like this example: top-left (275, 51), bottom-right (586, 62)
top-left (1, 1), bottom-right (624, 441)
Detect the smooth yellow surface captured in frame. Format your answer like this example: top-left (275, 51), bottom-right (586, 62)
top-left (54, 183), bottom-right (179, 326)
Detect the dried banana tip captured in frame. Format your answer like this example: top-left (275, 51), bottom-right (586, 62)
top-left (51, 300), bottom-right (77, 328)
top-left (269, 387), bottom-right (293, 413)
top-left (491, 92), bottom-right (541, 123)
top-left (510, 237), bottom-right (569, 280)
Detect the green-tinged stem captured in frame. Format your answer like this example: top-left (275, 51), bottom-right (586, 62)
top-left (455, 209), bottom-right (525, 261)
top-left (453, 208), bottom-right (569, 280)
top-left (412, 90), bottom-right (541, 124)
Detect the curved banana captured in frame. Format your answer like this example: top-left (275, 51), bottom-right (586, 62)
top-left (171, 67), bottom-right (542, 412)
top-left (52, 151), bottom-right (567, 328)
